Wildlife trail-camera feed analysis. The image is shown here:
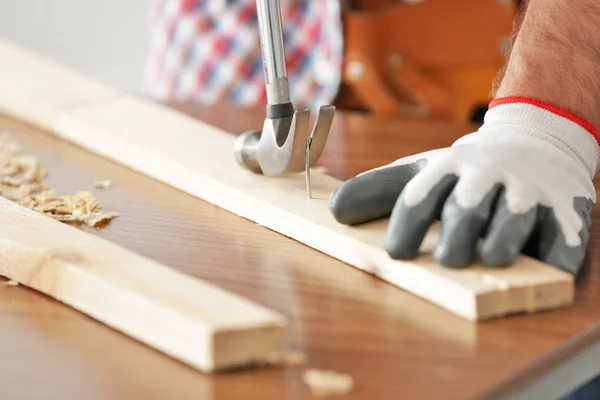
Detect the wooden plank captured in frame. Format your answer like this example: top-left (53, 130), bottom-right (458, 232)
top-left (51, 95), bottom-right (574, 321)
top-left (0, 40), bottom-right (575, 321)
top-left (0, 196), bottom-right (287, 372)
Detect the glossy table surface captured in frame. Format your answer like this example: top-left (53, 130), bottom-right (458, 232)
top-left (1, 102), bottom-right (599, 400)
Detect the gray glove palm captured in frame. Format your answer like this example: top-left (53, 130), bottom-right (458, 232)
top-left (329, 100), bottom-right (599, 276)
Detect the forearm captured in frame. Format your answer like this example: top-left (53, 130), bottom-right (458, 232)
top-left (494, 0), bottom-right (600, 129)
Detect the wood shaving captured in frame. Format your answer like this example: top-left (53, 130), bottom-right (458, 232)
top-left (94, 179), bottom-right (113, 189)
top-left (0, 133), bottom-right (118, 227)
top-left (303, 369), bottom-right (354, 397)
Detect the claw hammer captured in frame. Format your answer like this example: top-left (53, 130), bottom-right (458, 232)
top-left (233, 0), bottom-right (336, 197)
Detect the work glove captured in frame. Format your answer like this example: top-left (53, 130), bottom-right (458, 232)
top-left (329, 97), bottom-right (599, 275)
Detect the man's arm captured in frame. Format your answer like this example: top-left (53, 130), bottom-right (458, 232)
top-left (493, 0), bottom-right (600, 130)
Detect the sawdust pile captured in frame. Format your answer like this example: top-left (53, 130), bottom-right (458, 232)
top-left (0, 133), bottom-right (118, 227)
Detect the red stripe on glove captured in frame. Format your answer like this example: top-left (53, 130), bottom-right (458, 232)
top-left (490, 96), bottom-right (600, 145)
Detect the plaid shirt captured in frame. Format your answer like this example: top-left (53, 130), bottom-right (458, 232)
top-left (144, 0), bottom-right (344, 110)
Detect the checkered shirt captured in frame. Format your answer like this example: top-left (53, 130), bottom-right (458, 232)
top-left (144, 0), bottom-right (344, 110)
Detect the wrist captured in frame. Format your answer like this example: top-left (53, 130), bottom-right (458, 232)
top-left (489, 96), bottom-right (600, 144)
top-left (493, 0), bottom-right (600, 130)
top-left (455, 96), bottom-right (600, 179)
top-left (494, 53), bottom-right (600, 131)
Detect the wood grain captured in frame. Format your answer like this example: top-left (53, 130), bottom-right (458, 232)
top-left (0, 192), bottom-right (287, 373)
top-left (1, 106), bottom-right (600, 399)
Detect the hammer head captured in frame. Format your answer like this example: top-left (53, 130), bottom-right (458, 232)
top-left (233, 105), bottom-right (335, 176)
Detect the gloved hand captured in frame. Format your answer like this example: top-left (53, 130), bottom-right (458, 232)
top-left (329, 97), bottom-right (599, 275)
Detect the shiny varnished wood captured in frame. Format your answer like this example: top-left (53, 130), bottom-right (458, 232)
top-left (1, 103), bottom-right (599, 399)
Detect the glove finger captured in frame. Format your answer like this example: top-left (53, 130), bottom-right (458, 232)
top-left (479, 192), bottom-right (537, 267)
top-left (384, 173), bottom-right (458, 260)
top-left (433, 182), bottom-right (503, 269)
top-left (524, 197), bottom-right (594, 275)
top-left (329, 159), bottom-right (426, 225)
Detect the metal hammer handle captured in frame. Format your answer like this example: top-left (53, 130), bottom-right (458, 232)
top-left (257, 0), bottom-right (294, 118)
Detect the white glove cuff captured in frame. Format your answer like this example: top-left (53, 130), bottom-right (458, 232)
top-left (455, 97), bottom-right (600, 179)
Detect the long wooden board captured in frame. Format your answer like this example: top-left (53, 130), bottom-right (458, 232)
top-left (0, 40), bottom-right (575, 321)
top-left (0, 197), bottom-right (287, 372)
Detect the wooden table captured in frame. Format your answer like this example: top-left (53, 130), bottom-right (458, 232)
top-left (1, 102), bottom-right (599, 400)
